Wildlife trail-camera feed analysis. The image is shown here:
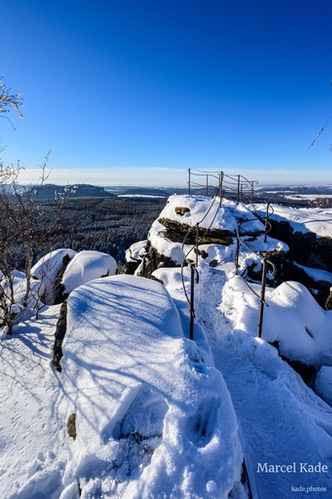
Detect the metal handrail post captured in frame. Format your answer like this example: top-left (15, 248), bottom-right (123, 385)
top-left (257, 258), bottom-right (267, 338)
top-left (219, 171), bottom-right (224, 206)
top-left (264, 202), bottom-right (270, 243)
top-left (188, 168), bottom-right (191, 195)
top-left (235, 224), bottom-right (241, 275)
top-left (195, 223), bottom-right (199, 266)
top-left (189, 264), bottom-right (195, 340)
top-left (206, 175), bottom-right (209, 196)
top-left (237, 175), bottom-right (240, 204)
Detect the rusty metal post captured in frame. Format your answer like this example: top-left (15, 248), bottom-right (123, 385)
top-left (250, 181), bottom-right (254, 204)
top-left (189, 264), bottom-right (195, 341)
top-left (264, 202), bottom-right (270, 243)
top-left (188, 168), bottom-right (191, 195)
top-left (195, 223), bottom-right (199, 266)
top-left (237, 175), bottom-right (241, 204)
top-left (219, 172), bottom-right (224, 206)
top-left (235, 227), bottom-right (240, 275)
top-left (257, 258), bottom-right (267, 338)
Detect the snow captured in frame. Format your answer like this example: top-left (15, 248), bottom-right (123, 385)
top-left (31, 248), bottom-right (77, 303)
top-left (0, 269), bottom-right (44, 320)
top-left (125, 240), bottom-right (147, 263)
top-left (158, 264), bottom-right (332, 497)
top-left (118, 194), bottom-right (166, 198)
top-left (0, 274), bottom-right (244, 498)
top-left (61, 250), bottom-right (117, 294)
top-left (293, 261), bottom-right (332, 284)
top-left (60, 275), bottom-right (243, 498)
top-left (255, 204), bottom-right (332, 238)
top-left (159, 194), bottom-right (264, 233)
top-left (2, 194), bottom-right (332, 499)
top-left (147, 195), bottom-right (265, 265)
top-left (0, 305), bottom-right (69, 498)
top-left (284, 194), bottom-right (332, 200)
top-left (221, 277), bottom-right (332, 365)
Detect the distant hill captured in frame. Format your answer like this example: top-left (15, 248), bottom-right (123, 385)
top-left (31, 184), bottom-right (115, 199)
top-left (104, 186), bottom-right (190, 196)
top-left (118, 187), bottom-right (171, 197)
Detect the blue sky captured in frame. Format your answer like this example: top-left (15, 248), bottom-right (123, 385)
top-left (1, 0), bottom-right (331, 186)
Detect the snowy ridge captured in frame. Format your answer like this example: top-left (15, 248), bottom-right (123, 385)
top-left (1, 194), bottom-right (332, 498)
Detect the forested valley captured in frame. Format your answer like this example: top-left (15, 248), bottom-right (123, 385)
top-left (18, 197), bottom-right (167, 268)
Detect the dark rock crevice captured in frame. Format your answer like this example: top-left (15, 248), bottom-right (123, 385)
top-left (268, 220), bottom-right (332, 272)
top-left (269, 341), bottom-right (317, 385)
top-left (52, 300), bottom-right (67, 372)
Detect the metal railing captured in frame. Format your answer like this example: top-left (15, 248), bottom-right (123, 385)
top-left (183, 169), bottom-right (276, 340)
top-left (187, 169), bottom-right (259, 204)
top-left (187, 169), bottom-right (223, 204)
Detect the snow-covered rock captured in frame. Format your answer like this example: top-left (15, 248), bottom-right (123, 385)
top-left (125, 240), bottom-right (147, 263)
top-left (259, 204), bottom-right (332, 238)
top-left (61, 250), bottom-right (117, 294)
top-left (32, 248), bottom-right (77, 304)
top-left (222, 277), bottom-right (332, 366)
top-left (132, 195), bottom-right (283, 276)
top-left (60, 275), bottom-right (244, 498)
top-left (124, 240), bottom-right (147, 274)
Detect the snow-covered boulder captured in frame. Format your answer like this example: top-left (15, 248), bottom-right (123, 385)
top-left (124, 240), bottom-right (147, 274)
top-left (222, 277), bottom-right (332, 366)
top-left (31, 249), bottom-right (77, 304)
top-left (61, 250), bottom-right (117, 295)
top-left (131, 194), bottom-right (278, 277)
top-left (60, 275), bottom-right (244, 497)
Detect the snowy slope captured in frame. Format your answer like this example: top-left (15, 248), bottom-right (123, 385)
top-left (222, 277), bottom-right (332, 365)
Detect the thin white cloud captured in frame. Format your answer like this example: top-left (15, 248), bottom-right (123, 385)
top-left (17, 166), bottom-right (332, 186)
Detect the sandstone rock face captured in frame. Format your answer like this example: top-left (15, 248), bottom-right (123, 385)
top-left (158, 218), bottom-right (235, 245)
top-left (174, 206), bottom-right (191, 216)
top-left (326, 289), bottom-right (332, 311)
top-left (135, 242), bottom-right (178, 279)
